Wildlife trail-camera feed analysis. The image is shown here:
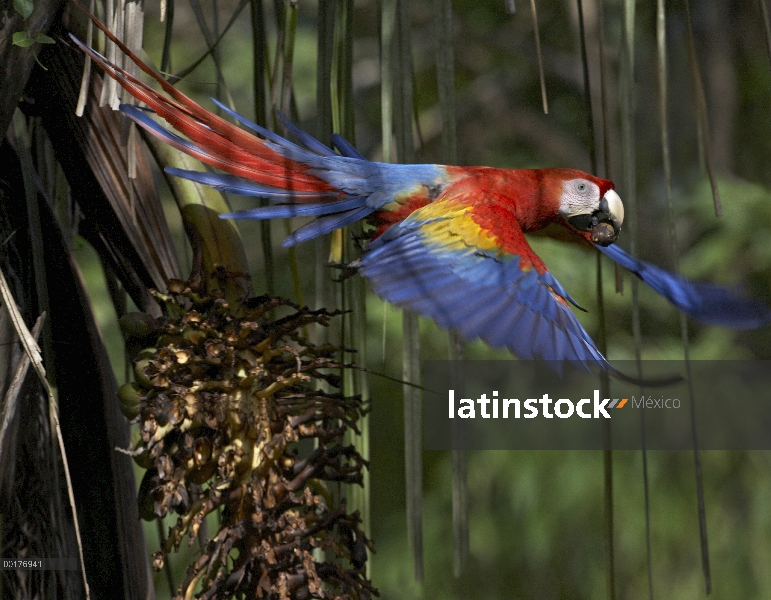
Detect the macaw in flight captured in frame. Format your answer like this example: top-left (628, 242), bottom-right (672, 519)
top-left (70, 28), bottom-right (771, 377)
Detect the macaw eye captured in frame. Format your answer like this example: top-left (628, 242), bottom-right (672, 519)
top-left (576, 181), bottom-right (587, 193)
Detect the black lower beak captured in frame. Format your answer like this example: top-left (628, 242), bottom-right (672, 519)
top-left (566, 213), bottom-right (594, 232)
top-left (567, 209), bottom-right (621, 246)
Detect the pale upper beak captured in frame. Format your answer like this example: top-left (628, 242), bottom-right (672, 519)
top-left (566, 189), bottom-right (624, 246)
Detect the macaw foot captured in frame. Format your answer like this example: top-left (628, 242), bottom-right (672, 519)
top-left (329, 261), bottom-right (361, 282)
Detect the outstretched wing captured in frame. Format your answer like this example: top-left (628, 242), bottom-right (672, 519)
top-left (599, 244), bottom-right (771, 328)
top-left (360, 193), bottom-right (610, 367)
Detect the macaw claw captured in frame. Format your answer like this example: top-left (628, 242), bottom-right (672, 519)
top-left (329, 261), bottom-right (361, 282)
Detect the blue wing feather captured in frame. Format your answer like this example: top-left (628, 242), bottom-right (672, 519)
top-left (485, 301), bottom-right (528, 348)
top-left (360, 231), bottom-right (610, 368)
top-left (457, 292), bottom-right (513, 340)
top-left (599, 244), bottom-right (771, 328)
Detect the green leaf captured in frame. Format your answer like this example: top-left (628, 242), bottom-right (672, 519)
top-left (13, 0), bottom-right (34, 19)
top-left (12, 31), bottom-right (35, 47)
top-left (12, 30), bottom-right (55, 47)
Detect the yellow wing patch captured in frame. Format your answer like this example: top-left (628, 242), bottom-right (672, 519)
top-left (410, 203), bottom-right (502, 254)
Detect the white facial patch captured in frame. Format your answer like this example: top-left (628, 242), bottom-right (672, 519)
top-left (558, 178), bottom-right (601, 218)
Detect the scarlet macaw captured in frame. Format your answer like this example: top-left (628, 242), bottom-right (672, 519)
top-left (70, 33), bottom-right (771, 374)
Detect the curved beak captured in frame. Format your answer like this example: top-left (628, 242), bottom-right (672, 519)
top-left (567, 189), bottom-right (624, 246)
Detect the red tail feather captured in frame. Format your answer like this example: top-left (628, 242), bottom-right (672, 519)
top-left (73, 10), bottom-right (335, 194)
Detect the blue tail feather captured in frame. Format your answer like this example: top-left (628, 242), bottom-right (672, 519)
top-left (281, 206), bottom-right (375, 247)
top-left (221, 197), bottom-right (366, 220)
top-left (332, 134), bottom-right (367, 160)
top-left (209, 99), bottom-right (311, 155)
top-left (164, 168), bottom-right (340, 200)
top-left (121, 104), bottom-right (208, 157)
top-left (275, 112), bottom-right (341, 157)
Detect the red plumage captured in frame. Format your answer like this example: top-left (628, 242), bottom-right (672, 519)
top-left (74, 12), bottom-right (335, 194)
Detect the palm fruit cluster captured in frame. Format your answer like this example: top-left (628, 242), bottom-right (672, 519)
top-left (118, 278), bottom-right (376, 600)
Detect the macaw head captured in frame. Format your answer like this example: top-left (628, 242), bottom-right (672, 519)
top-left (556, 175), bottom-right (624, 246)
